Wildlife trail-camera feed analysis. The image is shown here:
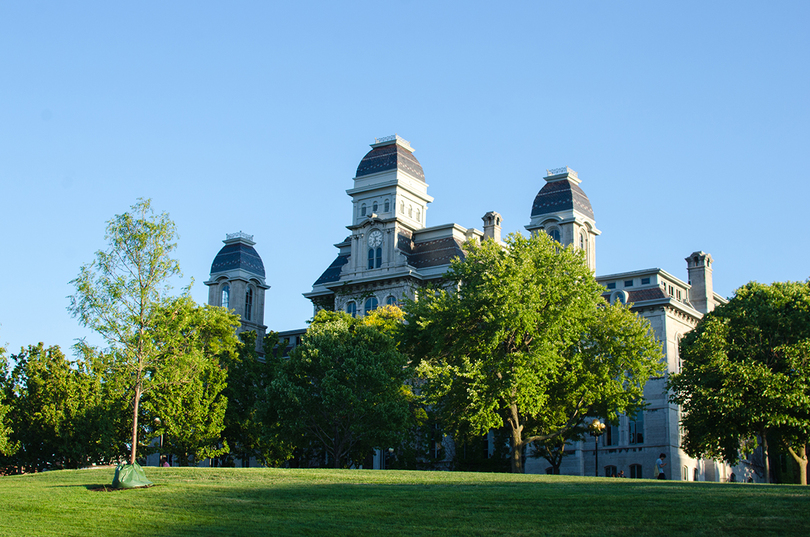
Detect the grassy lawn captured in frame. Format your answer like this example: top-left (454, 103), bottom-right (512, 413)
top-left (1, 468), bottom-right (808, 536)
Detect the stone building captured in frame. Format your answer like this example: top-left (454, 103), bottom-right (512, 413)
top-left (209, 135), bottom-right (756, 481)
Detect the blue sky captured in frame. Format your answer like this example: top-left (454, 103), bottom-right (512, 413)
top-left (2, 1), bottom-right (808, 356)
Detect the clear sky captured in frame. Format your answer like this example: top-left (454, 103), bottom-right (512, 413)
top-left (2, 1), bottom-right (808, 356)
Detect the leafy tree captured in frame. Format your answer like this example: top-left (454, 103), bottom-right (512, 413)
top-left (217, 330), bottom-right (293, 467)
top-left (68, 198), bottom-right (182, 465)
top-left (264, 307), bottom-right (412, 468)
top-left (400, 233), bottom-right (664, 473)
top-left (669, 281), bottom-right (810, 484)
top-left (0, 345), bottom-right (17, 458)
top-left (142, 296), bottom-right (240, 465)
top-left (1, 344), bottom-right (122, 472)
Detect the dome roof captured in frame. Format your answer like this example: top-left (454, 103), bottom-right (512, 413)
top-left (356, 137), bottom-right (425, 182)
top-left (530, 176), bottom-right (594, 220)
top-left (210, 236), bottom-right (265, 278)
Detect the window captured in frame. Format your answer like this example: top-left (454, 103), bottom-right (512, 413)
top-left (624, 280), bottom-right (634, 287)
top-left (400, 200), bottom-right (405, 214)
top-left (579, 233), bottom-right (585, 250)
top-left (372, 201), bottom-right (378, 212)
top-left (361, 203), bottom-right (367, 217)
top-left (416, 208), bottom-right (421, 222)
top-left (607, 282), bottom-right (616, 290)
top-left (605, 465), bottom-right (617, 477)
top-left (375, 247), bottom-right (382, 268)
top-left (244, 287), bottom-right (253, 321)
top-left (364, 297), bottom-right (378, 313)
top-left (386, 295), bottom-right (397, 306)
top-left (676, 290), bottom-right (682, 301)
top-left (408, 205), bottom-right (413, 218)
top-left (346, 301), bottom-right (357, 317)
top-left (548, 228), bottom-right (560, 242)
top-left (384, 199), bottom-right (390, 212)
top-left (221, 284), bottom-right (230, 309)
top-left (682, 466), bottom-right (689, 481)
top-left (368, 249), bottom-right (374, 269)
top-left (630, 464), bottom-right (643, 479)
top-left (603, 424), bottom-right (619, 446)
top-left (641, 277), bottom-right (650, 285)
top-left (694, 467), bottom-right (699, 482)
top-left (669, 285), bottom-right (675, 296)
top-left (629, 411), bottom-right (644, 444)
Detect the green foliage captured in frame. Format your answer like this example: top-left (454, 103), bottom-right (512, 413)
top-left (669, 280), bottom-right (810, 484)
top-left (0, 344), bottom-right (17, 458)
top-left (263, 310), bottom-right (412, 468)
top-left (400, 233), bottom-right (664, 472)
top-left (68, 198), bottom-right (183, 464)
top-left (142, 296), bottom-right (240, 465)
top-left (0, 344), bottom-right (125, 472)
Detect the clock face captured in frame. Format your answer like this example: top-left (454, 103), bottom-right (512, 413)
top-left (368, 230), bottom-right (383, 248)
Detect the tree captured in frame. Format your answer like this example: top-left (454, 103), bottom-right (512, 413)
top-left (68, 198), bottom-right (182, 465)
top-left (400, 233), bottom-right (664, 473)
top-left (668, 281), bottom-right (810, 484)
top-left (1, 343), bottom-right (122, 472)
top-left (264, 307), bottom-right (412, 468)
top-left (0, 345), bottom-right (17, 459)
top-left (142, 296), bottom-right (240, 465)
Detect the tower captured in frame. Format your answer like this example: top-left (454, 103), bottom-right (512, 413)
top-left (525, 166), bottom-right (600, 271)
top-left (205, 232), bottom-right (268, 353)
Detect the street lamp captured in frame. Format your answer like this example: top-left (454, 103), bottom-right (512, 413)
top-left (588, 418), bottom-right (606, 477)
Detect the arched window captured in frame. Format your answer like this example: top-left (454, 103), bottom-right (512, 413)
top-left (244, 286), bottom-right (253, 321)
top-left (580, 232), bottom-right (585, 250)
top-left (384, 199), bottom-right (390, 212)
top-left (416, 208), bottom-right (421, 222)
top-left (364, 297), bottom-right (378, 313)
top-left (386, 295), bottom-right (397, 306)
top-left (346, 301), bottom-right (357, 317)
top-left (375, 247), bottom-right (382, 268)
top-left (549, 228), bottom-right (561, 242)
top-left (221, 284), bottom-right (230, 309)
top-left (361, 203), bottom-right (367, 217)
top-left (372, 201), bottom-right (378, 212)
top-left (408, 205), bottom-right (413, 218)
top-left (400, 200), bottom-right (405, 214)
top-left (368, 248), bottom-right (375, 269)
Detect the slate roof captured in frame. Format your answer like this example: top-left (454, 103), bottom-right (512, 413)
top-left (356, 144), bottom-right (425, 182)
top-left (601, 287), bottom-right (670, 303)
top-left (210, 242), bottom-right (265, 277)
top-left (313, 254), bottom-right (349, 285)
top-left (531, 179), bottom-right (594, 220)
top-left (408, 237), bottom-right (465, 269)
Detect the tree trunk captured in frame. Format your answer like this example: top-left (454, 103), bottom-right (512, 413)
top-left (761, 429), bottom-right (770, 484)
top-left (510, 430), bottom-right (524, 473)
top-left (786, 444), bottom-right (808, 486)
top-left (129, 382), bottom-right (142, 465)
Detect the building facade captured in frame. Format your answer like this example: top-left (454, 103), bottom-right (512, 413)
top-left (209, 135), bottom-right (757, 481)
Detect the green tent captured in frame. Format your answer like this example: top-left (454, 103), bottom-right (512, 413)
top-left (112, 462), bottom-right (152, 489)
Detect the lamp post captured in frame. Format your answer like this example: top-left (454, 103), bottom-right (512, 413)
top-left (588, 418), bottom-right (606, 477)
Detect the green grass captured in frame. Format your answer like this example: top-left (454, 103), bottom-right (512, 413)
top-left (1, 468), bottom-right (808, 536)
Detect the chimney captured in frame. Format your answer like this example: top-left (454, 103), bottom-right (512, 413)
top-left (482, 211), bottom-right (503, 243)
top-left (686, 251), bottom-right (714, 314)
